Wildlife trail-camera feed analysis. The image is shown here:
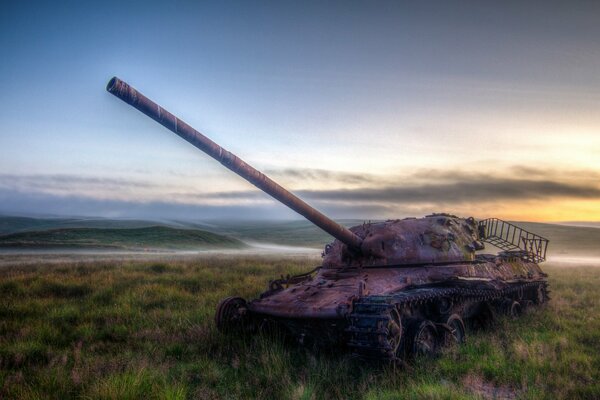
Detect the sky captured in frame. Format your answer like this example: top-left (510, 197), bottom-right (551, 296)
top-left (1, 1), bottom-right (600, 222)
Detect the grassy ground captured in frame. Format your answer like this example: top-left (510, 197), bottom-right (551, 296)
top-left (0, 258), bottom-right (598, 399)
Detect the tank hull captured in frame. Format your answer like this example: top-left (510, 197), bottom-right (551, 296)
top-left (248, 257), bottom-right (546, 319)
top-left (231, 255), bottom-right (548, 360)
top-left (213, 215), bottom-right (550, 362)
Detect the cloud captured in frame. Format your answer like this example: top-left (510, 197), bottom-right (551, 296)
top-left (264, 168), bottom-right (380, 186)
top-left (0, 173), bottom-right (155, 192)
top-left (404, 165), bottom-right (600, 184)
top-left (0, 187), bottom-right (407, 221)
top-left (0, 188), bottom-right (297, 220)
top-left (296, 179), bottom-right (600, 204)
top-left (186, 167), bottom-right (600, 204)
top-left (1, 165), bottom-right (599, 220)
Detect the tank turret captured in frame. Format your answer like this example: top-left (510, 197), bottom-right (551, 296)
top-left (323, 214), bottom-right (484, 268)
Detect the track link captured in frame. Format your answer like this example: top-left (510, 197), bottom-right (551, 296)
top-left (346, 281), bottom-right (548, 361)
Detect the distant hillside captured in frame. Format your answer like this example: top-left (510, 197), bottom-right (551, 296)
top-left (0, 215), bottom-right (163, 235)
top-left (556, 221), bottom-right (600, 229)
top-left (198, 220), bottom-right (357, 247)
top-left (2, 215), bottom-right (599, 259)
top-left (203, 219), bottom-right (600, 259)
top-left (0, 226), bottom-right (245, 250)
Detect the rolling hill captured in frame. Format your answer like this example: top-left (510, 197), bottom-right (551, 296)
top-left (0, 226), bottom-right (245, 251)
top-left (0, 215), bottom-right (164, 235)
top-left (1, 215), bottom-right (600, 259)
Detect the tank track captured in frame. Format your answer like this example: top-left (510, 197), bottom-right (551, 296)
top-left (346, 281), bottom-right (549, 361)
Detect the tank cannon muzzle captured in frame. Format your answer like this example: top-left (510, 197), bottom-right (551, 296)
top-left (106, 77), bottom-right (363, 250)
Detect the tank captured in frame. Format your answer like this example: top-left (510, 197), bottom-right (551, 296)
top-left (107, 77), bottom-right (550, 361)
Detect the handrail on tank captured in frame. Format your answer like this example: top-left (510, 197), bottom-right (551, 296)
top-left (106, 77), bottom-right (363, 251)
top-left (478, 218), bottom-right (549, 262)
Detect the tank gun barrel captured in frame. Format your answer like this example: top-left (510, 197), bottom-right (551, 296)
top-left (106, 77), bottom-right (363, 250)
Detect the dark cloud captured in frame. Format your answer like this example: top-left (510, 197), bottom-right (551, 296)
top-left (0, 187), bottom-right (399, 221)
top-left (189, 176), bottom-right (600, 204)
top-left (407, 165), bottom-right (600, 184)
top-left (297, 179), bottom-right (600, 203)
top-left (264, 168), bottom-right (380, 185)
top-left (507, 165), bottom-right (600, 181)
top-left (0, 189), bottom-right (297, 220)
top-left (1, 166), bottom-right (599, 220)
top-left (0, 174), bottom-right (155, 192)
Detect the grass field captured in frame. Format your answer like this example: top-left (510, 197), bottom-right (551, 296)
top-left (0, 257), bottom-right (598, 399)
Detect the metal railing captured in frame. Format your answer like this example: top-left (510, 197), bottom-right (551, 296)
top-left (478, 218), bottom-right (549, 263)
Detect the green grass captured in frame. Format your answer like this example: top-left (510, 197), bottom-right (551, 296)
top-left (0, 226), bottom-right (245, 250)
top-left (0, 258), bottom-right (598, 399)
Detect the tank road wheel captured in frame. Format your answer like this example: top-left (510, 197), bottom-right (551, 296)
top-left (516, 286), bottom-right (524, 302)
top-left (437, 297), bottom-right (453, 315)
top-left (406, 319), bottom-right (438, 358)
top-left (382, 308), bottom-right (403, 357)
top-left (470, 302), bottom-right (496, 331)
top-left (504, 300), bottom-right (522, 318)
top-left (215, 297), bottom-right (250, 334)
top-left (534, 284), bottom-right (547, 305)
top-left (257, 318), bottom-right (285, 337)
top-left (445, 314), bottom-right (466, 345)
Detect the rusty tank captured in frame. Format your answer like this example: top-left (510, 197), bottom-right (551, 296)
top-left (107, 77), bottom-right (550, 361)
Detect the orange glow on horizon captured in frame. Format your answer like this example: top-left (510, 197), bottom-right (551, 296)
top-left (464, 200), bottom-right (600, 223)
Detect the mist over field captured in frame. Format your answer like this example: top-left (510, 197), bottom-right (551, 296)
top-left (1, 215), bottom-right (599, 267)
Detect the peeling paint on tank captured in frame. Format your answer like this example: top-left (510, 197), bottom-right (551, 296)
top-left (323, 215), bottom-right (482, 268)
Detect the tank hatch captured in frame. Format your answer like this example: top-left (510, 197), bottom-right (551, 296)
top-left (322, 214), bottom-right (484, 268)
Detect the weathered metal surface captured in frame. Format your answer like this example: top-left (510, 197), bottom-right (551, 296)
top-left (345, 281), bottom-right (548, 359)
top-left (247, 255), bottom-right (546, 319)
top-left (322, 214), bottom-right (483, 268)
top-left (106, 77), bottom-right (362, 250)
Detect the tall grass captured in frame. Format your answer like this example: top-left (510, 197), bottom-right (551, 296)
top-left (0, 258), bottom-right (598, 399)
